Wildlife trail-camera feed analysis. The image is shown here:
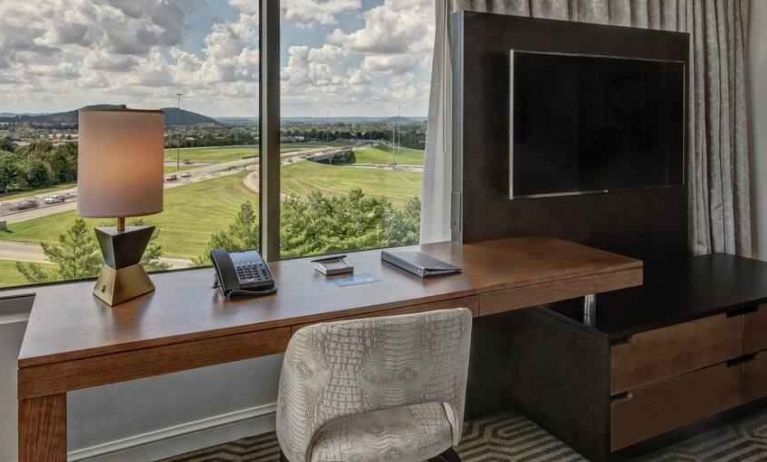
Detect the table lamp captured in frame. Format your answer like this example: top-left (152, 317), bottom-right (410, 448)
top-left (78, 107), bottom-right (165, 305)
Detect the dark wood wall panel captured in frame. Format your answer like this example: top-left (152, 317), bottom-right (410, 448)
top-left (452, 12), bottom-right (690, 261)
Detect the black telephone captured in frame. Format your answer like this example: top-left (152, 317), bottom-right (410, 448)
top-left (210, 248), bottom-right (277, 297)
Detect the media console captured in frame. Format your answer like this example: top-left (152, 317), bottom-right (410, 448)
top-left (471, 254), bottom-right (767, 461)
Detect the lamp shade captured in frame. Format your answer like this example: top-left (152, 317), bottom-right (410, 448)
top-left (78, 108), bottom-right (165, 218)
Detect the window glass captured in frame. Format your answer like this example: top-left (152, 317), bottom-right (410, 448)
top-left (278, 0), bottom-right (434, 258)
top-left (0, 1), bottom-right (259, 288)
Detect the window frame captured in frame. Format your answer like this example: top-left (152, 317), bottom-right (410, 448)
top-left (259, 0), bottom-right (281, 261)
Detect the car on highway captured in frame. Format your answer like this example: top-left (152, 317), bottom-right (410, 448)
top-left (181, 172), bottom-right (192, 179)
top-left (165, 174), bottom-right (179, 182)
top-left (43, 195), bottom-right (66, 204)
top-left (11, 199), bottom-right (39, 211)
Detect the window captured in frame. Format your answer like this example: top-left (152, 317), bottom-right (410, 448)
top-left (0, 0), bottom-right (437, 289)
top-left (278, 0), bottom-right (434, 258)
top-left (0, 1), bottom-right (260, 288)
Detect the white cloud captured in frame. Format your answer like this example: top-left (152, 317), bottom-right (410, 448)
top-left (328, 0), bottom-right (433, 54)
top-left (281, 0), bottom-right (435, 116)
top-left (282, 0), bottom-right (360, 25)
top-left (361, 54), bottom-right (420, 74)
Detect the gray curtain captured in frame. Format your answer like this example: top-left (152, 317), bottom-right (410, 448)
top-left (451, 0), bottom-right (752, 256)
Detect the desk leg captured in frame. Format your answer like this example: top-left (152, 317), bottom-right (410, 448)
top-left (19, 394), bottom-right (67, 461)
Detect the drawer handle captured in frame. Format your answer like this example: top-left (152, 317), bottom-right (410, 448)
top-left (610, 392), bottom-right (633, 403)
top-left (726, 354), bottom-right (757, 367)
top-left (727, 306), bottom-right (758, 317)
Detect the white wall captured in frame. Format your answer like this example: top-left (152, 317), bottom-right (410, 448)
top-left (751, 1), bottom-right (767, 259)
top-left (0, 295), bottom-right (284, 461)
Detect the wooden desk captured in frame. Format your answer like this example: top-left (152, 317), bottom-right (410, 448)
top-left (12, 237), bottom-right (642, 461)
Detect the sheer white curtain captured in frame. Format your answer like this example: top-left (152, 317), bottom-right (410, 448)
top-left (420, 0), bottom-right (453, 244)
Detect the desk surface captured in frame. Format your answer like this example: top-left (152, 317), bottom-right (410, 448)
top-left (12, 237), bottom-right (641, 368)
top-left (551, 253), bottom-right (767, 338)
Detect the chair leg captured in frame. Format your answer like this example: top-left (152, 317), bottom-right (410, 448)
top-left (428, 447), bottom-right (461, 462)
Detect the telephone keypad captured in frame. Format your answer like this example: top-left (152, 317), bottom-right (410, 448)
top-left (236, 262), bottom-right (270, 282)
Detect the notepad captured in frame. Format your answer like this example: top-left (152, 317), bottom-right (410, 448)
top-left (381, 250), bottom-right (462, 278)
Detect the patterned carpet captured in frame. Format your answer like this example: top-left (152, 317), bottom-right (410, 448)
top-left (163, 409), bottom-right (767, 462)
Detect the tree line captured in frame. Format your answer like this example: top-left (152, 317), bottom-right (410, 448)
top-left (281, 126), bottom-right (426, 150)
top-left (168, 124), bottom-right (427, 150)
top-left (192, 188), bottom-right (420, 264)
top-left (0, 138), bottom-right (78, 194)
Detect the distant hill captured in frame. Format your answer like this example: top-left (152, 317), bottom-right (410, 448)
top-left (0, 105), bottom-right (220, 127)
top-left (162, 107), bottom-right (219, 126)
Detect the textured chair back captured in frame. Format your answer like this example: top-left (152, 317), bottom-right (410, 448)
top-left (277, 308), bottom-right (473, 462)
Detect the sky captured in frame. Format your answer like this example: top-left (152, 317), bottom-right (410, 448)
top-left (0, 0), bottom-right (435, 118)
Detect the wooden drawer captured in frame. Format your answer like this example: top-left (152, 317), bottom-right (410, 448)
top-left (291, 296), bottom-right (479, 335)
top-left (744, 304), bottom-right (767, 354)
top-left (611, 314), bottom-right (743, 393)
top-left (744, 351), bottom-right (767, 402)
top-left (611, 362), bottom-right (745, 451)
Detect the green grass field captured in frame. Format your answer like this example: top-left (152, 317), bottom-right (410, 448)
top-left (0, 259), bottom-right (27, 287)
top-left (163, 165), bottom-right (197, 174)
top-left (0, 160), bottom-right (421, 260)
top-left (282, 161), bottom-right (421, 207)
top-left (353, 146), bottom-right (424, 166)
top-left (165, 145), bottom-right (259, 163)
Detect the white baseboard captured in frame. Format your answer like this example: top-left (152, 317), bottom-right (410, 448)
top-left (68, 402), bottom-right (277, 462)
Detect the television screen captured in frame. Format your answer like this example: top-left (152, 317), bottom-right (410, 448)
top-left (510, 51), bottom-right (684, 198)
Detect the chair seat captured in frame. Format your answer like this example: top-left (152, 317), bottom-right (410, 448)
top-left (309, 402), bottom-right (454, 462)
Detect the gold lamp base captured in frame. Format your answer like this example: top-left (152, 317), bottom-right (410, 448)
top-left (93, 224), bottom-right (156, 306)
top-left (94, 264), bottom-right (155, 305)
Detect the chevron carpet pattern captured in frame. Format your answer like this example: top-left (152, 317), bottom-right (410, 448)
top-left (163, 409), bottom-right (767, 462)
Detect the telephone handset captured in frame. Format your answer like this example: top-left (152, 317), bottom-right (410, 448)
top-left (210, 248), bottom-right (277, 297)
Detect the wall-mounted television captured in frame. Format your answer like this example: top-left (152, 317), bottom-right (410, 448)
top-left (509, 50), bottom-right (685, 199)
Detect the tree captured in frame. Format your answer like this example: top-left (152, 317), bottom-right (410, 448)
top-left (0, 137), bottom-right (14, 153)
top-left (17, 140), bottom-right (53, 160)
top-left (0, 151), bottom-right (20, 193)
top-left (23, 158), bottom-right (53, 188)
top-left (280, 189), bottom-right (388, 257)
top-left (46, 143), bottom-right (78, 183)
top-left (16, 218), bottom-right (101, 283)
top-left (384, 197), bottom-right (421, 247)
top-left (192, 202), bottom-right (260, 266)
top-left (17, 218), bottom-right (169, 283)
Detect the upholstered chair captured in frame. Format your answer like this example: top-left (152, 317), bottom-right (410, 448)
top-left (276, 308), bottom-right (473, 462)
